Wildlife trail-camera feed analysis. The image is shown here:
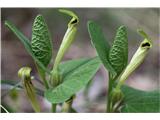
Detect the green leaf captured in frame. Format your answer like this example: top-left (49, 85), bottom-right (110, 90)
top-left (121, 85), bottom-right (160, 112)
top-left (45, 57), bottom-right (101, 103)
top-left (59, 58), bottom-right (91, 79)
top-left (1, 80), bottom-right (22, 89)
top-left (1, 80), bottom-right (44, 97)
top-left (5, 21), bottom-right (50, 74)
top-left (31, 15), bottom-right (52, 67)
top-left (109, 26), bottom-right (128, 75)
top-left (87, 21), bottom-right (116, 75)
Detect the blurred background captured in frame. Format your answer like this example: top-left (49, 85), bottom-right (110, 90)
top-left (1, 8), bottom-right (160, 112)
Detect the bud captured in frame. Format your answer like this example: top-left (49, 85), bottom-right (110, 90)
top-left (111, 88), bottom-right (124, 105)
top-left (50, 68), bottom-right (62, 87)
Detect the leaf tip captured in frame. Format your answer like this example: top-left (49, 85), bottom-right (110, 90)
top-left (87, 20), bottom-right (93, 25)
top-left (4, 20), bottom-right (8, 25)
top-left (35, 14), bottom-right (43, 19)
top-left (33, 14), bottom-right (45, 24)
top-left (4, 20), bottom-right (10, 28)
top-left (117, 25), bottom-right (127, 33)
top-left (87, 20), bottom-right (101, 33)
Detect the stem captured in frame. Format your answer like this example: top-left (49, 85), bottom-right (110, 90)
top-left (106, 72), bottom-right (113, 112)
top-left (41, 75), bottom-right (49, 89)
top-left (51, 104), bottom-right (57, 112)
top-left (49, 68), bottom-right (61, 113)
top-left (36, 64), bottom-right (49, 89)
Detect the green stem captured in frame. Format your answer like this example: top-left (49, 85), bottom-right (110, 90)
top-left (42, 77), bottom-right (49, 89)
top-left (107, 72), bottom-right (113, 112)
top-left (50, 69), bottom-right (61, 113)
top-left (51, 104), bottom-right (57, 112)
top-left (36, 64), bottom-right (49, 89)
top-left (107, 73), bottom-right (124, 113)
top-left (107, 72), bottom-right (119, 112)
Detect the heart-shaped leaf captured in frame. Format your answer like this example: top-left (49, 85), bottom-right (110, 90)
top-left (121, 85), bottom-right (160, 112)
top-left (109, 26), bottom-right (128, 75)
top-left (45, 57), bottom-right (101, 103)
top-left (88, 21), bottom-right (116, 75)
